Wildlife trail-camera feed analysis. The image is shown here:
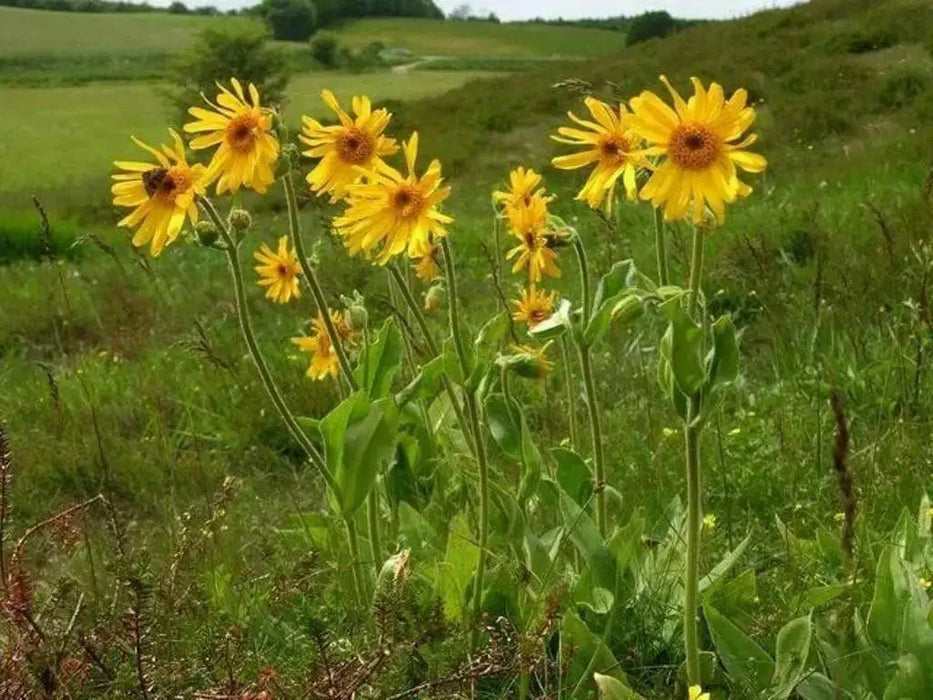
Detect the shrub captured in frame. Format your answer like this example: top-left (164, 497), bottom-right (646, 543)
top-left (310, 31), bottom-right (340, 68)
top-left (626, 11), bottom-right (677, 46)
top-left (165, 26), bottom-right (290, 123)
top-left (259, 0), bottom-right (317, 42)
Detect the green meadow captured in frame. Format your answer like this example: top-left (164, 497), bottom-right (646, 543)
top-left (1, 0), bottom-right (933, 697)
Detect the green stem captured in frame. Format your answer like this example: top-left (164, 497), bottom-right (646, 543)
top-left (654, 207), bottom-right (670, 286)
top-left (440, 238), bottom-right (490, 630)
top-left (367, 491), bottom-right (381, 575)
top-left (201, 198), bottom-right (336, 495)
top-left (387, 264), bottom-right (471, 444)
top-left (345, 516), bottom-right (367, 603)
top-left (571, 235), bottom-right (607, 537)
top-left (572, 235), bottom-right (592, 319)
top-left (283, 172), bottom-right (358, 391)
top-left (577, 343), bottom-right (607, 537)
top-left (559, 336), bottom-right (579, 448)
top-left (683, 224), bottom-right (706, 685)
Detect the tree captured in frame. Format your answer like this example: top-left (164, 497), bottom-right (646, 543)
top-left (626, 10), bottom-right (677, 45)
top-left (260, 0), bottom-right (318, 42)
top-left (310, 30), bottom-right (340, 67)
top-left (165, 25), bottom-right (290, 124)
top-left (167, 1), bottom-right (188, 12)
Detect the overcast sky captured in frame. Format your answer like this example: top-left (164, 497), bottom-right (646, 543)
top-left (435, 0), bottom-right (801, 21)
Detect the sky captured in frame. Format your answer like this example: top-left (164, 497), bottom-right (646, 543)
top-left (435, 0), bottom-right (801, 21)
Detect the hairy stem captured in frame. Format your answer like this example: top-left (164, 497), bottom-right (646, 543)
top-left (654, 207), bottom-right (670, 286)
top-left (572, 236), bottom-right (607, 537)
top-left (440, 238), bottom-right (490, 630)
top-left (683, 223), bottom-right (706, 685)
top-left (201, 198), bottom-right (335, 495)
top-left (283, 172), bottom-right (358, 391)
top-left (559, 337), bottom-right (579, 448)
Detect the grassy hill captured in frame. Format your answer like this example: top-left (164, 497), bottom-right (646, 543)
top-left (328, 16), bottom-right (625, 57)
top-left (0, 6), bottom-right (258, 56)
top-left (1, 0), bottom-right (933, 696)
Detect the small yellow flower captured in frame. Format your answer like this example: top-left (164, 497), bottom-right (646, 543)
top-left (333, 132), bottom-right (453, 265)
top-left (511, 286), bottom-right (557, 328)
top-left (413, 240), bottom-right (441, 282)
top-left (661, 427), bottom-right (678, 439)
top-left (505, 199), bottom-right (561, 283)
top-left (627, 75), bottom-right (766, 224)
top-left (920, 578), bottom-right (931, 590)
top-left (834, 512), bottom-right (846, 523)
top-left (253, 236), bottom-right (302, 303)
top-left (688, 686), bottom-right (710, 700)
top-left (111, 129), bottom-right (208, 257)
top-left (300, 90), bottom-right (399, 202)
top-left (703, 513), bottom-right (717, 530)
top-left (184, 78), bottom-right (280, 195)
top-left (551, 96), bottom-right (644, 213)
top-left (494, 167), bottom-right (555, 231)
top-left (292, 311), bottom-right (357, 381)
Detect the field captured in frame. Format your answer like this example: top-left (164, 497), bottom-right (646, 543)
top-left (1, 0), bottom-right (933, 697)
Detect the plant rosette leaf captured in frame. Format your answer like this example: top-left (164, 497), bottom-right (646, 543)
top-left (355, 316), bottom-right (404, 399)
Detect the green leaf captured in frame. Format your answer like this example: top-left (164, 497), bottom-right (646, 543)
top-left (397, 501), bottom-right (440, 556)
top-left (396, 356), bottom-right (446, 406)
top-left (704, 603), bottom-right (774, 693)
top-left (320, 392), bottom-right (399, 518)
top-left (475, 312), bottom-right (509, 352)
top-left (562, 612), bottom-right (625, 693)
top-left (803, 583), bottom-right (848, 609)
top-left (770, 613), bottom-right (813, 698)
top-left (438, 514), bottom-right (480, 621)
top-left (659, 297), bottom-right (705, 396)
top-left (485, 393), bottom-right (522, 461)
top-left (703, 568), bottom-right (758, 631)
top-left (705, 314), bottom-right (740, 391)
top-left (883, 653), bottom-right (924, 699)
top-left (529, 298), bottom-right (572, 340)
top-left (797, 672), bottom-right (852, 700)
top-left (699, 534), bottom-right (750, 594)
top-left (591, 259), bottom-right (635, 312)
top-left (553, 447), bottom-right (592, 507)
top-left (594, 672), bottom-right (644, 699)
top-left (355, 317), bottom-right (404, 399)
top-left (585, 293), bottom-right (643, 346)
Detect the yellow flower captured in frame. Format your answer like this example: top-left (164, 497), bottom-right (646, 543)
top-left (413, 240), bottom-right (440, 282)
top-left (627, 75), bottom-right (767, 224)
top-left (292, 311), bottom-right (357, 381)
top-left (184, 78), bottom-right (280, 195)
top-left (505, 197), bottom-right (561, 283)
top-left (253, 236), bottom-right (302, 304)
top-left (300, 90), bottom-right (399, 202)
top-left (688, 686), bottom-right (710, 700)
top-left (333, 132), bottom-right (453, 265)
top-left (493, 167), bottom-right (555, 231)
top-left (551, 97), bottom-right (643, 213)
top-left (512, 286), bottom-right (557, 328)
top-left (111, 129), bottom-right (208, 257)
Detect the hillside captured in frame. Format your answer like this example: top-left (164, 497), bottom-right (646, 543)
top-left (0, 5), bottom-right (259, 56)
top-left (328, 16), bottom-right (625, 57)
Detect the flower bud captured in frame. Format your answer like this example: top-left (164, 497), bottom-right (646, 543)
top-left (424, 283), bottom-right (445, 312)
top-left (195, 220), bottom-right (219, 247)
top-left (610, 294), bottom-right (644, 325)
top-left (228, 209), bottom-right (252, 232)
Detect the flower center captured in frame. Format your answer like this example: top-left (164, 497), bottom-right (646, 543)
top-left (530, 307), bottom-right (549, 324)
top-left (598, 135), bottom-right (630, 165)
top-left (336, 127), bottom-right (376, 165)
top-left (668, 122), bottom-right (722, 171)
top-left (523, 230), bottom-right (540, 250)
top-left (393, 185), bottom-right (425, 218)
top-left (144, 166), bottom-right (191, 201)
top-left (277, 263), bottom-right (289, 277)
top-left (225, 112), bottom-right (261, 153)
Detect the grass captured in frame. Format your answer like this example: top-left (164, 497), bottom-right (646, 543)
top-left (0, 6), bottom-right (259, 57)
top-left (326, 16), bottom-right (626, 57)
top-left (1, 0), bottom-right (933, 696)
top-left (0, 70), bottom-right (502, 208)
